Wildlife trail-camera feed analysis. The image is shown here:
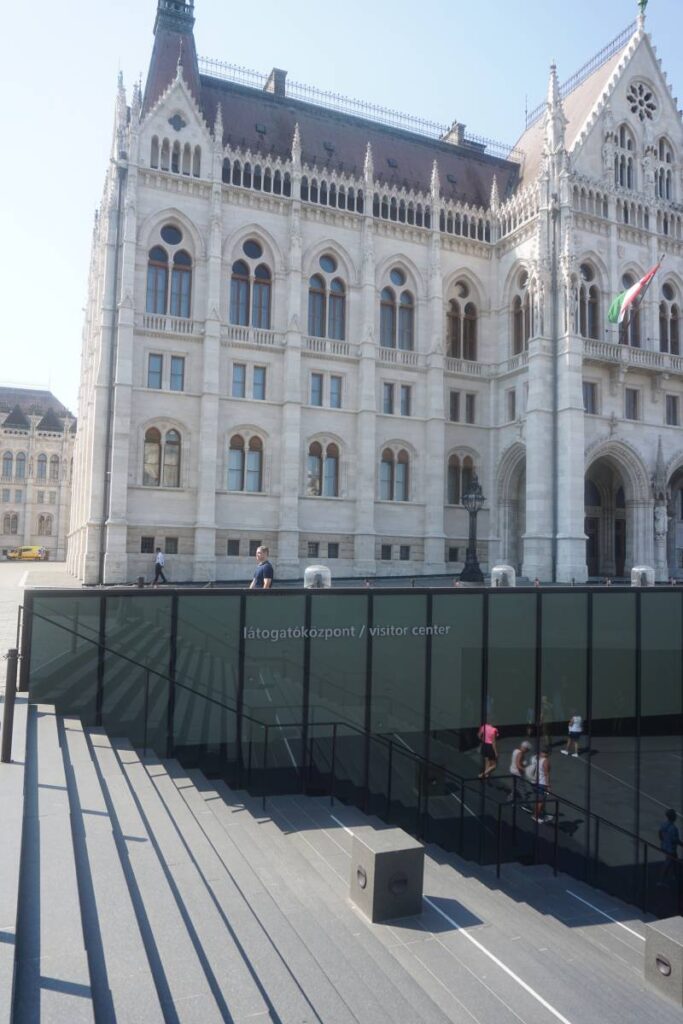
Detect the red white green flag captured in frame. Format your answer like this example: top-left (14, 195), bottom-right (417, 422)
top-left (608, 262), bottom-right (662, 324)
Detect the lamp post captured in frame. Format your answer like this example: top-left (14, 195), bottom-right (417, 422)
top-left (460, 474), bottom-right (485, 583)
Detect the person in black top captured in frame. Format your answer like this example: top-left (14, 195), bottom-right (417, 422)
top-left (249, 546), bottom-right (274, 589)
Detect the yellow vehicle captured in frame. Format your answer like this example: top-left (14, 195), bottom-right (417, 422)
top-left (7, 546), bottom-right (48, 561)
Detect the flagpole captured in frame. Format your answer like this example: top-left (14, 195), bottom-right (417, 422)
top-left (620, 254), bottom-right (664, 340)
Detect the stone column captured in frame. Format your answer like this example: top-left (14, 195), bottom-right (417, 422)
top-left (522, 332), bottom-right (554, 579)
top-left (277, 131), bottom-right (303, 578)
top-left (353, 147), bottom-right (378, 575)
top-left (556, 332), bottom-right (588, 581)
top-left (422, 163), bottom-right (446, 573)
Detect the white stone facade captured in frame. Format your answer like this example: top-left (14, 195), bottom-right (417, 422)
top-left (69, 5), bottom-right (683, 584)
top-left (0, 390), bottom-right (75, 561)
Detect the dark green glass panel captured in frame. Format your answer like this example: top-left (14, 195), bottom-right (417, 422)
top-left (29, 595), bottom-right (100, 721)
top-left (370, 594), bottom-right (427, 751)
top-left (591, 593), bottom-right (636, 834)
top-left (102, 595), bottom-right (172, 751)
top-left (173, 594), bottom-right (241, 765)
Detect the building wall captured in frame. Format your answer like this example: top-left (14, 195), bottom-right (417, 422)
top-left (69, 19), bottom-right (683, 584)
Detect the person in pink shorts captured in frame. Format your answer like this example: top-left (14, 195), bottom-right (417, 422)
top-left (477, 722), bottom-right (499, 779)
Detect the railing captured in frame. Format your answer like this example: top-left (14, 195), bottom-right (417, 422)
top-left (377, 347), bottom-right (421, 367)
top-left (444, 356), bottom-right (484, 377)
top-left (139, 314), bottom-right (201, 335)
top-left (302, 336), bottom-right (356, 358)
top-left (221, 324), bottom-right (286, 348)
top-left (20, 608), bottom-right (682, 918)
top-left (583, 337), bottom-right (683, 375)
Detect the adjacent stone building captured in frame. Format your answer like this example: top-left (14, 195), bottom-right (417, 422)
top-left (0, 388), bottom-right (75, 560)
top-left (68, 1), bottom-right (683, 584)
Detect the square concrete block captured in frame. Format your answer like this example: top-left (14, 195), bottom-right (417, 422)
top-left (349, 827), bottom-right (424, 923)
top-left (645, 915), bottom-right (683, 1005)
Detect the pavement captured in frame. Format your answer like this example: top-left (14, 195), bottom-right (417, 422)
top-left (0, 561), bottom-right (81, 692)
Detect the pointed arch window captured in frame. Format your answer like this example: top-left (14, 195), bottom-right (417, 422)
top-left (308, 275), bottom-right (326, 337)
top-left (656, 138), bottom-right (674, 200)
top-left (169, 251), bottom-right (192, 318)
top-left (229, 241), bottom-right (271, 329)
top-left (15, 453), bottom-right (25, 479)
top-left (618, 272), bottom-right (641, 347)
top-left (146, 246), bottom-right (168, 314)
top-left (142, 428), bottom-right (162, 487)
top-left (380, 268), bottom-right (414, 350)
top-left (380, 288), bottom-right (397, 348)
top-left (380, 448), bottom-right (409, 501)
top-left (38, 514), bottom-right (53, 536)
top-left (447, 455), bottom-right (460, 505)
top-left (660, 282), bottom-right (680, 355)
top-left (306, 441), bottom-right (340, 497)
top-left (162, 430), bottom-right (181, 488)
top-left (578, 263), bottom-right (600, 340)
top-left (398, 292), bottom-right (415, 350)
top-left (307, 442), bottom-right (323, 496)
top-left (328, 279), bottom-right (346, 340)
top-left (308, 255), bottom-right (346, 340)
top-left (447, 282), bottom-right (477, 360)
top-left (37, 454), bottom-right (47, 481)
top-left (614, 124), bottom-right (635, 190)
top-left (512, 270), bottom-right (531, 354)
top-left (2, 452), bottom-right (12, 480)
top-left (228, 434), bottom-right (263, 492)
top-left (49, 455), bottom-right (60, 482)
top-left (323, 443), bottom-right (339, 497)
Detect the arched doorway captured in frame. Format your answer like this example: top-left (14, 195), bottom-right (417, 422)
top-left (667, 465), bottom-right (683, 577)
top-left (497, 443), bottom-right (526, 574)
top-left (584, 463), bottom-right (627, 578)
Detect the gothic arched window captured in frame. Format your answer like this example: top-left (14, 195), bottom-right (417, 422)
top-left (656, 138), bottom-right (674, 201)
top-left (380, 268), bottom-right (414, 350)
top-left (49, 455), bottom-right (60, 482)
top-left (308, 254), bottom-right (346, 340)
top-left (380, 447), bottom-right (409, 501)
top-left (579, 263), bottom-right (600, 340)
top-left (614, 124), bottom-right (635, 190)
top-left (512, 270), bottom-right (531, 354)
top-left (447, 454), bottom-right (460, 505)
top-left (228, 434), bottom-right (263, 492)
top-left (162, 430), bottom-right (181, 488)
top-left (143, 428), bottom-right (161, 487)
top-left (15, 453), bottom-right (25, 479)
top-left (447, 281), bottom-right (478, 360)
top-left (3, 512), bottom-right (18, 535)
top-left (146, 246), bottom-right (168, 314)
top-left (618, 272), bottom-right (641, 347)
top-left (229, 240), bottom-right (271, 329)
top-left (36, 454), bottom-right (47, 481)
top-left (660, 282), bottom-right (680, 355)
top-left (169, 251), bottom-right (192, 318)
top-left (2, 452), bottom-right (12, 480)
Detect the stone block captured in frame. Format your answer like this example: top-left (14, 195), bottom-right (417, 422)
top-left (645, 915), bottom-right (683, 1005)
top-left (349, 827), bottom-right (424, 923)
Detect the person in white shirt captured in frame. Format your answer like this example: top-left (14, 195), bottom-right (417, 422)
top-left (153, 547), bottom-right (167, 586)
top-left (508, 740), bottom-right (531, 806)
top-left (562, 712), bottom-right (583, 757)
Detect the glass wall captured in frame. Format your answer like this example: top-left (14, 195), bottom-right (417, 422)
top-left (24, 585), bottom-right (683, 898)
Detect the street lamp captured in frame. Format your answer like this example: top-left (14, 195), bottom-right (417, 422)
top-left (460, 474), bottom-right (485, 583)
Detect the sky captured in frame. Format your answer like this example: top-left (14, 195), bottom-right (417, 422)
top-left (2, 0), bottom-right (682, 415)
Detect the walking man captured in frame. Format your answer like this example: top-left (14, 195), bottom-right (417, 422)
top-left (249, 546), bottom-right (274, 589)
top-left (153, 547), bottom-right (167, 586)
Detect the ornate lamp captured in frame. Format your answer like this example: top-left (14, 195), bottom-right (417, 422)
top-left (460, 474), bottom-right (485, 583)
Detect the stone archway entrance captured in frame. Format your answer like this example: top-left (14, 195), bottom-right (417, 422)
top-left (667, 467), bottom-right (683, 578)
top-left (584, 461), bottom-right (627, 578)
top-left (497, 444), bottom-right (526, 575)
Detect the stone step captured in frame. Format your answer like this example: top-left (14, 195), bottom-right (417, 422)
top-left (88, 729), bottom-right (222, 1023)
top-left (272, 795), bottom-right (678, 1024)
top-left (61, 717), bottom-right (165, 1024)
top-left (137, 752), bottom-right (363, 1023)
top-left (179, 769), bottom-right (433, 1024)
top-left (0, 693), bottom-right (29, 1024)
top-left (12, 705), bottom-right (95, 1023)
top-left (183, 775), bottom-right (455, 1024)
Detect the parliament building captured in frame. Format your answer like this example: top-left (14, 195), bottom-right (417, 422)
top-left (68, 0), bottom-right (683, 584)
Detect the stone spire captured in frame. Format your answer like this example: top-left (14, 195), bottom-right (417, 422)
top-left (489, 174), bottom-right (500, 211)
top-left (653, 435), bottom-right (668, 501)
top-left (430, 160), bottom-right (440, 202)
top-left (364, 142), bottom-right (374, 186)
top-left (213, 102), bottom-right (223, 143)
top-left (143, 0), bottom-right (200, 116)
top-left (291, 123), bottom-right (302, 167)
top-left (544, 64), bottom-right (567, 157)
top-left (114, 71), bottom-right (128, 160)
top-left (131, 77), bottom-right (142, 121)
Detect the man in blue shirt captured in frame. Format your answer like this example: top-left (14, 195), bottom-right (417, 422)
top-left (249, 546), bottom-right (274, 589)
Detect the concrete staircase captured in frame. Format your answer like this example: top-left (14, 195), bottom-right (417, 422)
top-left (2, 702), bottom-right (681, 1024)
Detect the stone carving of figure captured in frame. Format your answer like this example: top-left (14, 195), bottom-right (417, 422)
top-left (655, 503), bottom-right (668, 538)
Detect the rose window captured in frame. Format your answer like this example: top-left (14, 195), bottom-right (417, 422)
top-left (626, 82), bottom-right (657, 121)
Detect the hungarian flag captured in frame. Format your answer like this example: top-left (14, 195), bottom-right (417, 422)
top-left (608, 262), bottom-right (661, 324)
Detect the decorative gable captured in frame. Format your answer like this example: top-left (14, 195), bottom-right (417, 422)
top-left (139, 69), bottom-right (212, 180)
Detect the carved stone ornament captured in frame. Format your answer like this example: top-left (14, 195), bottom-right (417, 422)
top-left (168, 113), bottom-right (187, 132)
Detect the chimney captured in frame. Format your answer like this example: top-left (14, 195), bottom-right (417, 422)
top-left (264, 68), bottom-right (287, 98)
top-left (441, 121), bottom-right (466, 146)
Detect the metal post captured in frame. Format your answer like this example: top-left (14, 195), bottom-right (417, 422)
top-left (496, 803), bottom-right (503, 878)
top-left (0, 649), bottom-right (19, 764)
top-left (386, 739), bottom-right (393, 819)
top-left (642, 842), bottom-right (648, 912)
top-left (330, 722), bottom-right (337, 806)
top-left (143, 669), bottom-right (150, 757)
top-left (459, 777), bottom-right (465, 854)
top-left (262, 724), bottom-right (269, 812)
top-left (553, 799), bottom-right (559, 876)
